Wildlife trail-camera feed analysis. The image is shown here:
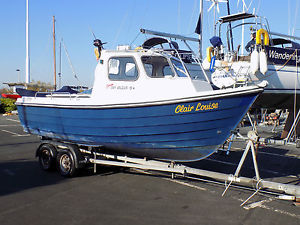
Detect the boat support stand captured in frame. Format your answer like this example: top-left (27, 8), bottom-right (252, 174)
top-left (222, 130), bottom-right (262, 206)
top-left (81, 136), bottom-right (300, 204)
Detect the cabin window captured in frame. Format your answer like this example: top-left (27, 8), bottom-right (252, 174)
top-left (163, 66), bottom-right (173, 76)
top-left (108, 57), bottom-right (138, 81)
top-left (109, 59), bottom-right (119, 74)
top-left (170, 58), bottom-right (188, 77)
top-left (144, 64), bottom-right (153, 76)
top-left (188, 69), bottom-right (206, 81)
top-left (141, 56), bottom-right (175, 78)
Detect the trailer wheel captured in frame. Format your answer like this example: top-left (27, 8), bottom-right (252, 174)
top-left (38, 144), bottom-right (57, 171)
top-left (57, 151), bottom-right (77, 177)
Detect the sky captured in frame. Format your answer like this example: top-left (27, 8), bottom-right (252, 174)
top-left (0, 0), bottom-right (299, 89)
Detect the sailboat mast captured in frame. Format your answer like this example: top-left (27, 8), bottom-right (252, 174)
top-left (53, 16), bottom-right (57, 90)
top-left (226, 0), bottom-right (234, 51)
top-left (25, 0), bottom-right (30, 84)
top-left (241, 2), bottom-right (245, 55)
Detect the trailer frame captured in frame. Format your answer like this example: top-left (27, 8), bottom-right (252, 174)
top-left (36, 134), bottom-right (300, 204)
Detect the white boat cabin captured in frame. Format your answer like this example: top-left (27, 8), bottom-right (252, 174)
top-left (91, 48), bottom-right (213, 105)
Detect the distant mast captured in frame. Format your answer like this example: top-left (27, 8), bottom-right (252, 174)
top-left (195, 0), bottom-right (203, 60)
top-left (53, 16), bottom-right (57, 90)
top-left (25, 0), bottom-right (30, 84)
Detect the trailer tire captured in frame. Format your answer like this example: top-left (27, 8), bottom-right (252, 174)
top-left (57, 151), bottom-right (77, 177)
top-left (38, 144), bottom-right (57, 171)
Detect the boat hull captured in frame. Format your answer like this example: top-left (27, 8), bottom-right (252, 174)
top-left (252, 46), bottom-right (300, 109)
top-left (1, 94), bottom-right (21, 99)
top-left (17, 92), bottom-right (260, 161)
top-left (253, 91), bottom-right (300, 109)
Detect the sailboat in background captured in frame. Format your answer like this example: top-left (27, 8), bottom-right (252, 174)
top-left (200, 1), bottom-right (300, 109)
top-left (198, 0), bottom-right (300, 140)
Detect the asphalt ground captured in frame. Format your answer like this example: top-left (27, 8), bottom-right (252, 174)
top-left (1, 115), bottom-right (300, 225)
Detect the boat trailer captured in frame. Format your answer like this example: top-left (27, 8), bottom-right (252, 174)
top-left (36, 132), bottom-right (300, 205)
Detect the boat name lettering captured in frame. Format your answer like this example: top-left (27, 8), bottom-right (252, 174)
top-left (268, 49), bottom-right (300, 64)
top-left (175, 102), bottom-right (219, 113)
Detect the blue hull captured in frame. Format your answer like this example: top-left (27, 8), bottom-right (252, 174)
top-left (17, 93), bottom-right (258, 161)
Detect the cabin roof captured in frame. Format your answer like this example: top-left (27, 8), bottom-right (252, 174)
top-left (142, 37), bottom-right (179, 49)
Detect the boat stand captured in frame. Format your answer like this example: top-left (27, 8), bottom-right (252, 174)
top-left (81, 136), bottom-right (300, 203)
top-left (230, 109), bottom-right (296, 148)
top-left (219, 133), bottom-right (236, 155)
top-left (218, 129), bottom-right (248, 155)
top-left (222, 131), bottom-right (262, 206)
top-left (254, 109), bottom-right (300, 147)
top-left (271, 110), bottom-right (284, 133)
top-left (285, 109), bottom-right (300, 143)
top-left (247, 112), bottom-right (257, 133)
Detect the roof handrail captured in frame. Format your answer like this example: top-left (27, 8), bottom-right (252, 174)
top-left (140, 29), bottom-right (199, 43)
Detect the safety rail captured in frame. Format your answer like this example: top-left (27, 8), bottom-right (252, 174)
top-left (33, 92), bottom-right (90, 99)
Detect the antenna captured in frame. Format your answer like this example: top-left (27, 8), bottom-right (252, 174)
top-left (89, 26), bottom-right (97, 40)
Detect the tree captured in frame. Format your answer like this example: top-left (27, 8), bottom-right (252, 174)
top-left (0, 87), bottom-right (14, 95)
top-left (0, 98), bottom-right (16, 113)
top-left (27, 80), bottom-right (55, 92)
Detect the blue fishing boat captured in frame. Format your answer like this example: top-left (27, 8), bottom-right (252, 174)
top-left (16, 30), bottom-right (266, 161)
